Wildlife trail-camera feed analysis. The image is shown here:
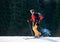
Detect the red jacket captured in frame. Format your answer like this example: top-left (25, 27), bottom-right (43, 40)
top-left (30, 14), bottom-right (43, 22)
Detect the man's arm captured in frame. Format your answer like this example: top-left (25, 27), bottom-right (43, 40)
top-left (30, 14), bottom-right (35, 22)
top-left (39, 14), bottom-right (44, 21)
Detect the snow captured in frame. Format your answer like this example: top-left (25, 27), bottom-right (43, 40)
top-left (0, 36), bottom-right (60, 42)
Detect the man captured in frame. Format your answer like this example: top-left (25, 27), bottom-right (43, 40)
top-left (29, 9), bottom-right (44, 37)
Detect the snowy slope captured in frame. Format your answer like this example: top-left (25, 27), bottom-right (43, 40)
top-left (0, 36), bottom-right (60, 42)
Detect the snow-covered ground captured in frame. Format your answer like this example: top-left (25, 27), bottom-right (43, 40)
top-left (0, 36), bottom-right (60, 42)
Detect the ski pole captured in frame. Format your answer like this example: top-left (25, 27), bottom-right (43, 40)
top-left (27, 20), bottom-right (33, 36)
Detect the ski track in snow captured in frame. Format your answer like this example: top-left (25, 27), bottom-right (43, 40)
top-left (0, 36), bottom-right (60, 42)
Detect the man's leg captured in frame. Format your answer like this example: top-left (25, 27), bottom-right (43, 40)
top-left (32, 24), bottom-right (41, 37)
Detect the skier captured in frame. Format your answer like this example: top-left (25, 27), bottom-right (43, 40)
top-left (29, 9), bottom-right (44, 37)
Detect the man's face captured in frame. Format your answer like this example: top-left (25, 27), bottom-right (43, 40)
top-left (30, 10), bottom-right (34, 14)
top-left (31, 12), bottom-right (34, 14)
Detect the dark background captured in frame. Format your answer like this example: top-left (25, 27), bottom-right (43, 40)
top-left (0, 0), bottom-right (60, 36)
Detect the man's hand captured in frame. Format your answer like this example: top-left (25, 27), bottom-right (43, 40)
top-left (27, 20), bottom-right (29, 22)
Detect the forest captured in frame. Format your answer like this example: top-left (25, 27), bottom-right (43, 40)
top-left (0, 0), bottom-right (60, 36)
